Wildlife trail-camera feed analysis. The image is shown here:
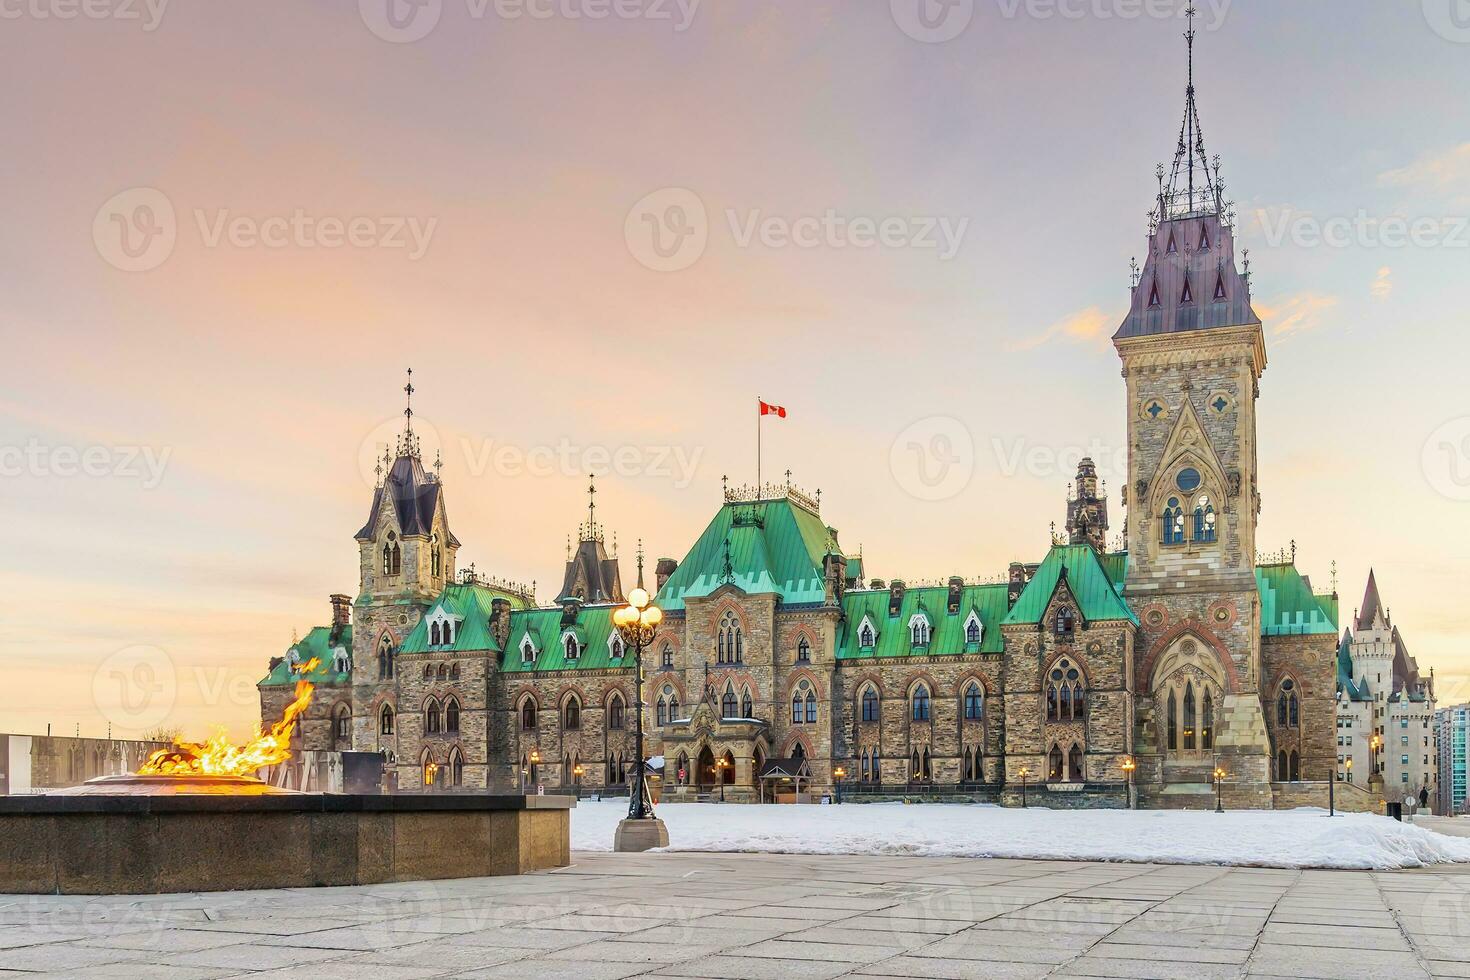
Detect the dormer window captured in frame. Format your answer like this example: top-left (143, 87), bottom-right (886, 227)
top-left (1147, 278), bottom-right (1161, 308)
top-left (519, 634), bottom-right (537, 665)
top-left (563, 631), bottom-right (580, 661)
top-left (1055, 607), bottom-right (1076, 638)
top-left (1179, 275), bottom-right (1194, 305)
top-left (332, 648), bottom-right (350, 673)
top-left (426, 608), bottom-right (458, 648)
top-left (963, 610), bottom-right (984, 647)
top-left (857, 615), bottom-right (877, 650)
top-left (908, 613), bottom-right (931, 648)
top-left (608, 633), bottom-right (624, 660)
top-left (1213, 273), bottom-right (1227, 301)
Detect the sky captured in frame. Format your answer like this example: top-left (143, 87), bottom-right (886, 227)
top-left (3, 0), bottom-right (1470, 741)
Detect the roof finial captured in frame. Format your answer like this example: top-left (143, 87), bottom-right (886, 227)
top-left (721, 536), bottom-right (735, 585)
top-left (722, 474), bottom-right (729, 500)
top-left (402, 368), bottom-right (415, 453)
top-left (433, 448), bottom-right (443, 481)
top-left (636, 538), bottom-right (645, 590)
top-left (587, 474), bottom-right (597, 538)
top-left (566, 534), bottom-right (571, 561)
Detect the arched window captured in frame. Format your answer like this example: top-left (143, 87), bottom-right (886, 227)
top-left (430, 622), bottom-right (442, 646)
top-left (964, 683), bottom-right (983, 721)
top-left (910, 617), bottom-right (931, 647)
top-left (1277, 750), bottom-right (1288, 781)
top-left (422, 664), bottom-right (433, 681)
top-left (966, 617), bottom-right (982, 645)
top-left (377, 634), bottom-right (395, 680)
top-left (380, 703), bottom-right (395, 736)
top-left (790, 691), bottom-right (803, 724)
top-left (563, 697), bottom-right (581, 731)
top-left (1201, 689), bottom-right (1214, 750)
top-left (805, 691), bottom-right (817, 724)
top-left (1288, 750), bottom-right (1300, 782)
top-left (436, 664), bottom-right (448, 681)
top-left (741, 689), bottom-right (753, 719)
top-left (1068, 744), bottom-right (1084, 782)
top-left (656, 697), bottom-right (667, 726)
top-left (722, 686), bottom-right (738, 719)
top-left (1193, 495), bottom-right (1217, 542)
top-left (1162, 497), bottom-right (1186, 545)
top-left (859, 621), bottom-right (875, 648)
top-left (333, 704), bottom-right (351, 740)
top-left (861, 687), bottom-right (879, 723)
top-left (520, 698), bottom-right (537, 732)
top-left (449, 748), bottom-right (463, 787)
top-left (422, 754), bottom-right (436, 788)
top-left (661, 644), bottom-right (674, 669)
top-left (1182, 682), bottom-right (1196, 750)
top-left (791, 741), bottom-right (806, 761)
top-left (668, 693), bottom-right (680, 720)
top-left (609, 635), bottom-right (624, 660)
top-left (1047, 744), bottom-right (1064, 781)
top-left (425, 699), bottom-right (441, 735)
top-left (445, 698), bottom-right (460, 734)
top-left (431, 534), bottom-right (442, 577)
top-left (1054, 607), bottom-right (1075, 637)
top-left (608, 695), bottom-right (625, 730)
top-left (797, 636), bottom-right (811, 663)
top-left (911, 685), bottom-right (931, 722)
top-left (1046, 659), bottom-right (1086, 722)
top-left (564, 634), bottom-right (580, 661)
top-left (718, 611), bottom-right (743, 664)
top-left (449, 663), bottom-right (460, 680)
top-left (1278, 679), bottom-right (1299, 729)
top-left (382, 533), bottom-right (401, 576)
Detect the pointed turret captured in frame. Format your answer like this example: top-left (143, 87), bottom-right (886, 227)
top-left (1357, 569), bottom-right (1386, 631)
top-left (556, 475), bottom-right (624, 605)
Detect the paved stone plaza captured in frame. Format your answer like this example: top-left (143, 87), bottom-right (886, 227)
top-left (3, 851), bottom-right (1470, 978)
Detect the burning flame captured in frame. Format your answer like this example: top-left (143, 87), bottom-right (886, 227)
top-left (138, 658), bottom-right (320, 778)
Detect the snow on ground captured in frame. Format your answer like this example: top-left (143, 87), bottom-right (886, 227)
top-left (570, 798), bottom-right (1470, 870)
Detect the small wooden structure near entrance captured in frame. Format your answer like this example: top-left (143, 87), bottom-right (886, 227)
top-left (758, 757), bottom-right (812, 804)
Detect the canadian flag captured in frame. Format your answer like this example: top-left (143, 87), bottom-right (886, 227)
top-left (759, 400), bottom-right (787, 418)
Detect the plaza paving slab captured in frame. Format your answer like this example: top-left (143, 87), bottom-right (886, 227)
top-left (3, 852), bottom-right (1470, 978)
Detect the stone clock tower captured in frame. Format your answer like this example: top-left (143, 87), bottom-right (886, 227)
top-left (1114, 11), bottom-right (1275, 804)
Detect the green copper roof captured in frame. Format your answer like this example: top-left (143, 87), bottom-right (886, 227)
top-left (1099, 551), bottom-right (1129, 589)
top-left (503, 604), bottom-right (632, 673)
top-left (837, 583), bottom-right (1009, 660)
top-left (259, 626), bottom-right (353, 687)
top-left (1003, 545), bottom-right (1138, 626)
top-left (655, 497), bottom-right (838, 612)
top-left (1256, 563), bottom-right (1340, 637)
top-left (399, 582), bottom-right (535, 655)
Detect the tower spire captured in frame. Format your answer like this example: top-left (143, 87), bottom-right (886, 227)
top-left (1161, 4), bottom-right (1221, 220)
top-left (397, 368), bottom-right (421, 458)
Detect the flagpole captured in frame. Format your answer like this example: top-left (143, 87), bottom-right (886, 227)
top-left (756, 396), bottom-right (761, 497)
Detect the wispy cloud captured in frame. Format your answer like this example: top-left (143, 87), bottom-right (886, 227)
top-left (1258, 292), bottom-right (1339, 338)
top-left (1379, 144), bottom-right (1470, 205)
top-left (1008, 306), bottom-right (1115, 352)
top-left (1371, 266), bottom-right (1394, 301)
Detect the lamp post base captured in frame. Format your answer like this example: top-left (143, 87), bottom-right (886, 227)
top-left (614, 817), bottom-right (669, 852)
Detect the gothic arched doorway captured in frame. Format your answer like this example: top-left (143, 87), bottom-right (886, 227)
top-left (697, 746), bottom-right (716, 791)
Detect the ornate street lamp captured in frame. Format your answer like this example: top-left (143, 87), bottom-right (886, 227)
top-left (528, 749), bottom-right (541, 793)
top-left (833, 766), bottom-right (846, 805)
top-left (1017, 766), bottom-right (1031, 808)
top-left (715, 757), bottom-right (729, 802)
top-left (1120, 756), bottom-right (1136, 810)
top-left (1213, 766), bottom-right (1227, 813)
top-left (573, 763), bottom-right (585, 801)
top-left (611, 587), bottom-right (670, 851)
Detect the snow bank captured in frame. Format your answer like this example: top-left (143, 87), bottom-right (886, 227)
top-left (570, 799), bottom-right (1470, 870)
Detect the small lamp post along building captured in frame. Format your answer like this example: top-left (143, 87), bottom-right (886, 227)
top-left (611, 587), bottom-right (670, 852)
top-left (833, 766), bottom-right (845, 804)
top-left (1214, 766), bottom-right (1227, 813)
top-left (1120, 756), bottom-right (1136, 810)
top-left (1018, 766), bottom-right (1031, 808)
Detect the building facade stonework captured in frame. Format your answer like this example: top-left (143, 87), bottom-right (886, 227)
top-left (257, 34), bottom-right (1354, 809)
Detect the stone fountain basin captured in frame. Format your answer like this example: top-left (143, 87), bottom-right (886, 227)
top-left (0, 776), bottom-right (574, 895)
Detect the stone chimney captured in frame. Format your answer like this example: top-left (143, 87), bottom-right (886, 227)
top-left (489, 598), bottom-right (512, 650)
top-left (888, 580), bottom-right (906, 618)
top-left (947, 576), bottom-right (964, 615)
top-left (656, 558), bottom-right (678, 593)
top-left (823, 553), bottom-right (848, 606)
top-left (1007, 563), bottom-right (1026, 610)
top-left (329, 594), bottom-right (352, 627)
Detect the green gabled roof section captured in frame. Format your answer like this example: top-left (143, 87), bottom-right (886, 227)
top-left (502, 604), bottom-right (630, 673)
top-left (655, 497), bottom-right (838, 612)
top-left (1338, 628), bottom-right (1370, 702)
top-left (1316, 592), bottom-right (1340, 629)
top-left (1256, 563), bottom-right (1339, 637)
top-left (259, 626), bottom-right (353, 687)
top-left (399, 582), bottom-right (536, 655)
top-left (1099, 551), bottom-right (1129, 589)
top-left (845, 555), bottom-right (865, 584)
top-left (836, 583), bottom-right (1009, 659)
top-left (1003, 544), bottom-right (1138, 627)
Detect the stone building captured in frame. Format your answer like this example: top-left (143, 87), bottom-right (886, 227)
top-left (1336, 571), bottom-right (1437, 808)
top-left (0, 733), bottom-right (168, 795)
top-left (258, 23), bottom-right (1347, 808)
